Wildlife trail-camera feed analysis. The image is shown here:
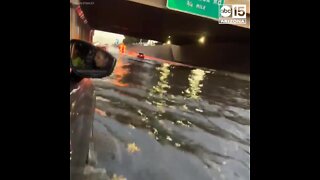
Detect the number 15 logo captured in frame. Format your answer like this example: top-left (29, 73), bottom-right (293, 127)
top-left (232, 5), bottom-right (246, 18)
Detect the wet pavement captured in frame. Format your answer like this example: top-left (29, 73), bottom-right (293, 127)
top-left (84, 53), bottom-right (250, 180)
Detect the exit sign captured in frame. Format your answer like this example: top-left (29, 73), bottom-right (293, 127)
top-left (166, 0), bottom-right (224, 20)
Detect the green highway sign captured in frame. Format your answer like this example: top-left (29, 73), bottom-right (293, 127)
top-left (166, 0), bottom-right (224, 20)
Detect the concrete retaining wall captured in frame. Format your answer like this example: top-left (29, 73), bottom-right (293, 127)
top-left (127, 45), bottom-right (174, 60)
top-left (126, 43), bottom-right (250, 74)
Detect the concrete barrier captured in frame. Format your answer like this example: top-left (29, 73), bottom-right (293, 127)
top-left (126, 43), bottom-right (249, 74)
top-left (127, 45), bottom-right (174, 60)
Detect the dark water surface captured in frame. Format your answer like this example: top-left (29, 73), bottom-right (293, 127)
top-left (90, 55), bottom-right (250, 180)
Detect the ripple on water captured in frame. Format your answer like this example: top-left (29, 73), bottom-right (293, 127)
top-left (90, 58), bottom-right (250, 180)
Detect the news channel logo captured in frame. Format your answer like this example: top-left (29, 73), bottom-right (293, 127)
top-left (219, 4), bottom-right (246, 24)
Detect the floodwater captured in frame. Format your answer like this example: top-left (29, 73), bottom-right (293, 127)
top-left (89, 54), bottom-right (250, 180)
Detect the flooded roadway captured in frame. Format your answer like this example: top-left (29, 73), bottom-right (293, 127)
top-left (88, 54), bottom-right (250, 180)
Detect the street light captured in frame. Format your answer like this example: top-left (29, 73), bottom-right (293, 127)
top-left (166, 40), bottom-right (171, 44)
top-left (198, 36), bottom-right (205, 44)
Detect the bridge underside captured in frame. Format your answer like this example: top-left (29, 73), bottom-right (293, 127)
top-left (81, 0), bottom-right (250, 45)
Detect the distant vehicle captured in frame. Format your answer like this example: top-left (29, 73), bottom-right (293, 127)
top-left (137, 52), bottom-right (145, 59)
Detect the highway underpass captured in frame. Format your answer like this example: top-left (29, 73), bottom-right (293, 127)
top-left (80, 0), bottom-right (250, 74)
top-left (70, 2), bottom-right (250, 180)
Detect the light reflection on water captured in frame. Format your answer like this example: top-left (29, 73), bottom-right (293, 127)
top-left (92, 56), bottom-right (250, 180)
top-left (184, 68), bottom-right (206, 99)
top-left (149, 63), bottom-right (171, 110)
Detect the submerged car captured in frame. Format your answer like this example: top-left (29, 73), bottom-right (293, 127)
top-left (137, 52), bottom-right (145, 59)
top-left (70, 39), bottom-right (116, 178)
